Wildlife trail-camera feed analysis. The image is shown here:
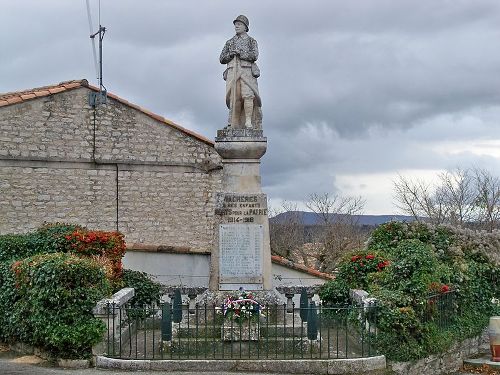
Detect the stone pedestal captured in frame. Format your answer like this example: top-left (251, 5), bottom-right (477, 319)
top-left (209, 128), bottom-right (272, 291)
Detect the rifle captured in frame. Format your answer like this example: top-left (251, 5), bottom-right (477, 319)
top-left (230, 55), bottom-right (241, 127)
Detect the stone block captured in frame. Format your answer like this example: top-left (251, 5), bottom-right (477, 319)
top-left (57, 359), bottom-right (90, 369)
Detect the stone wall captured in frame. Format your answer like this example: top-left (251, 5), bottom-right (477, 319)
top-left (388, 328), bottom-right (489, 375)
top-left (0, 86), bottom-right (222, 252)
top-left (0, 165), bottom-right (116, 233)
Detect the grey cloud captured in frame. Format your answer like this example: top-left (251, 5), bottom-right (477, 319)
top-left (1, 0), bottom-right (500, 213)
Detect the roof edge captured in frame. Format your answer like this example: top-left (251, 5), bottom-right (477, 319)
top-left (126, 243), bottom-right (211, 255)
top-left (271, 255), bottom-right (335, 280)
top-left (86, 83), bottom-right (214, 146)
top-left (0, 79), bottom-right (214, 147)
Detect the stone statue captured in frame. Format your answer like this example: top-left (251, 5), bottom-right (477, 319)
top-left (220, 15), bottom-right (262, 129)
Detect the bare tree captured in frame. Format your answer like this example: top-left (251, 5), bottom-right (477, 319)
top-left (305, 193), bottom-right (366, 272)
top-left (269, 200), bottom-right (305, 259)
top-left (438, 169), bottom-right (477, 226)
top-left (474, 168), bottom-right (500, 232)
top-left (393, 174), bottom-right (448, 224)
top-left (306, 193), bottom-right (365, 225)
top-left (393, 167), bottom-right (500, 231)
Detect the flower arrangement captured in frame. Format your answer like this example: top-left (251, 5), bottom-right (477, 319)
top-left (220, 290), bottom-right (265, 324)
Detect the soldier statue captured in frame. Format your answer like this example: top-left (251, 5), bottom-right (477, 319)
top-left (220, 15), bottom-right (262, 129)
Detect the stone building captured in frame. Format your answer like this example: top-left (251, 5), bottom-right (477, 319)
top-left (0, 79), bottom-right (332, 287)
top-left (0, 79), bottom-right (222, 253)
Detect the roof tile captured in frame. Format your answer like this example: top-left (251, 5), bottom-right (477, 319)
top-left (62, 82), bottom-right (81, 89)
top-left (48, 87), bottom-right (65, 94)
top-left (34, 90), bottom-right (51, 97)
top-left (6, 97), bottom-right (23, 104)
top-left (20, 93), bottom-right (36, 100)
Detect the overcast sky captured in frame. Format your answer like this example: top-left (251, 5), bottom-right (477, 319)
top-left (1, 0), bottom-right (500, 214)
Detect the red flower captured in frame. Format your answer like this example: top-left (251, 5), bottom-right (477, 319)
top-left (441, 285), bottom-right (450, 293)
top-left (365, 254), bottom-right (375, 260)
top-left (351, 255), bottom-right (361, 262)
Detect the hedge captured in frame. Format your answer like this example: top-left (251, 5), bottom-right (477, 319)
top-left (0, 252), bottom-right (110, 359)
top-left (0, 223), bottom-right (126, 281)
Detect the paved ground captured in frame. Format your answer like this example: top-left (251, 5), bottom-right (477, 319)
top-left (0, 348), bottom-right (485, 375)
top-left (0, 349), bottom-right (301, 375)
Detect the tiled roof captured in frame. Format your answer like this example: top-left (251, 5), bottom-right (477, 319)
top-left (0, 79), bottom-right (214, 146)
top-left (271, 255), bottom-right (335, 280)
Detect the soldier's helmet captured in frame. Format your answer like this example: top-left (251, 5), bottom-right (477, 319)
top-left (233, 15), bottom-right (249, 32)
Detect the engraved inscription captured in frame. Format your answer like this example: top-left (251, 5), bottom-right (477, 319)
top-left (215, 193), bottom-right (268, 223)
top-left (219, 224), bottom-right (263, 284)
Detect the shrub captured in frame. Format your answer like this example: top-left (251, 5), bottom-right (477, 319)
top-left (0, 223), bottom-right (82, 262)
top-left (0, 223), bottom-right (126, 281)
top-left (121, 269), bottom-right (162, 307)
top-left (321, 221), bottom-right (500, 361)
top-left (337, 251), bottom-right (390, 289)
top-left (319, 277), bottom-right (350, 306)
top-left (375, 239), bottom-right (451, 300)
top-left (0, 253), bottom-right (110, 359)
top-left (0, 224), bottom-right (130, 359)
top-left (367, 221), bottom-right (454, 258)
top-left (64, 228), bottom-right (126, 280)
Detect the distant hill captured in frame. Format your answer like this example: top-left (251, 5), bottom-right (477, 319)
top-left (270, 211), bottom-right (418, 226)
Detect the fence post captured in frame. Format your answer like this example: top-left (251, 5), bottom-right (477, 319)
top-left (161, 302), bottom-right (172, 341)
top-left (307, 301), bottom-right (318, 340)
top-left (173, 289), bottom-right (183, 323)
top-left (285, 293), bottom-right (294, 313)
top-left (300, 289), bottom-right (308, 322)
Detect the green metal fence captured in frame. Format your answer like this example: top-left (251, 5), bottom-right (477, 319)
top-left (102, 301), bottom-right (378, 360)
top-left (424, 290), bottom-right (457, 328)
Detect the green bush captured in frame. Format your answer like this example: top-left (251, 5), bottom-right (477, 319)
top-left (121, 269), bottom-right (162, 307)
top-left (0, 223), bottom-right (126, 284)
top-left (375, 239), bottom-right (451, 300)
top-left (367, 221), bottom-right (454, 258)
top-left (337, 251), bottom-right (391, 289)
top-left (321, 221), bottom-right (500, 362)
top-left (0, 253), bottom-right (110, 359)
top-left (319, 277), bottom-right (350, 306)
top-left (0, 223), bottom-right (81, 262)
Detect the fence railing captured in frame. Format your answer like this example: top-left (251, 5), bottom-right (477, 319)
top-left (424, 290), bottom-right (457, 328)
top-left (101, 302), bottom-right (378, 360)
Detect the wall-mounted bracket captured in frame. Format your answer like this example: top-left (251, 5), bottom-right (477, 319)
top-left (88, 90), bottom-right (107, 107)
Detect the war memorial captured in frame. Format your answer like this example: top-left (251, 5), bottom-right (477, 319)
top-left (0, 13), bottom-right (497, 375)
top-left (210, 14), bottom-right (272, 293)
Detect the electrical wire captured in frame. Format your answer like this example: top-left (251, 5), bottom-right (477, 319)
top-left (85, 0), bottom-right (99, 82)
